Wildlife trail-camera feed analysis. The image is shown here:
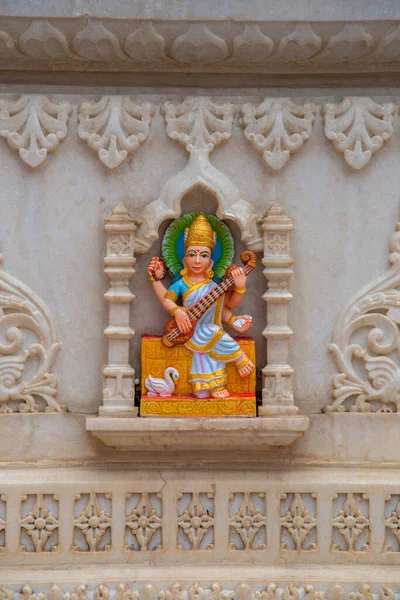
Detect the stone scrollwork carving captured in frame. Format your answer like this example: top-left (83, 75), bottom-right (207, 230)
top-left (135, 97), bottom-right (262, 254)
top-left (0, 95), bottom-right (72, 168)
top-left (241, 99), bottom-right (317, 171)
top-left (0, 254), bottom-right (62, 414)
top-left (327, 218), bottom-right (400, 413)
top-left (78, 96), bottom-right (155, 169)
top-left (323, 97), bottom-right (396, 170)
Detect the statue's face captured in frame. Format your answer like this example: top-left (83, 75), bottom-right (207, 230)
top-left (183, 245), bottom-right (213, 278)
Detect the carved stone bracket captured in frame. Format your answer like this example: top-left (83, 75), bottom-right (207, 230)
top-left (327, 217), bottom-right (400, 413)
top-left (259, 204), bottom-right (301, 417)
top-left (101, 203), bottom-right (138, 417)
top-left (0, 253), bottom-right (62, 413)
top-left (78, 96), bottom-right (155, 169)
top-left (323, 97), bottom-right (396, 170)
top-left (0, 95), bottom-right (72, 168)
top-left (135, 97), bottom-right (262, 254)
top-left (241, 99), bottom-right (317, 171)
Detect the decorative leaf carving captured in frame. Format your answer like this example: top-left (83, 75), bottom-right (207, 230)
top-left (317, 24), bottom-right (374, 63)
top-left (170, 24), bottom-right (229, 64)
top-left (78, 96), bottom-right (155, 169)
top-left (162, 97), bottom-right (235, 152)
top-left (124, 22), bottom-right (166, 61)
top-left (0, 95), bottom-right (72, 168)
top-left (0, 255), bottom-right (62, 413)
top-left (18, 20), bottom-right (74, 60)
top-left (72, 20), bottom-right (126, 61)
top-left (241, 98), bottom-right (316, 171)
top-left (232, 24), bottom-right (273, 62)
top-left (323, 97), bottom-right (395, 170)
top-left (272, 24), bottom-right (322, 62)
top-left (327, 217), bottom-right (400, 412)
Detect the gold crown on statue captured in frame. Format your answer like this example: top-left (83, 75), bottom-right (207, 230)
top-left (184, 215), bottom-right (216, 252)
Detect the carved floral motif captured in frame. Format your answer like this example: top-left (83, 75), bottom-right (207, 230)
top-left (323, 97), bottom-right (396, 170)
top-left (162, 97), bottom-right (235, 152)
top-left (170, 24), bottom-right (229, 64)
top-left (73, 493), bottom-right (112, 552)
top-left (0, 586), bottom-right (398, 600)
top-left (241, 99), bottom-right (316, 171)
top-left (0, 255), bottom-right (62, 413)
top-left (20, 494), bottom-right (59, 553)
top-left (332, 493), bottom-right (370, 552)
top-left (280, 493), bottom-right (317, 551)
top-left (78, 96), bottom-right (155, 169)
top-left (0, 95), bottom-right (72, 167)
top-left (229, 492), bottom-right (266, 550)
top-left (327, 219), bottom-right (400, 413)
top-left (384, 494), bottom-right (400, 551)
top-left (177, 492), bottom-right (214, 550)
top-left (125, 492), bottom-right (162, 551)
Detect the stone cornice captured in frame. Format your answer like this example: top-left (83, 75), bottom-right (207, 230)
top-left (1, 18), bottom-right (400, 75)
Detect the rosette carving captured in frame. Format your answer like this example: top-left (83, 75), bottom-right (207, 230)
top-left (327, 218), bottom-right (400, 413)
top-left (0, 254), bottom-right (62, 413)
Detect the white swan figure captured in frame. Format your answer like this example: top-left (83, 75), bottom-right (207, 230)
top-left (145, 367), bottom-right (179, 397)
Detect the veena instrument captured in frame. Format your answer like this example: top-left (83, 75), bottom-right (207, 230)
top-left (161, 251), bottom-right (256, 347)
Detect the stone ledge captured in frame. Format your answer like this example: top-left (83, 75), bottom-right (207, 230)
top-left (85, 415), bottom-right (309, 451)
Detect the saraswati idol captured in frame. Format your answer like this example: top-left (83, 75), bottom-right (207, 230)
top-left (141, 213), bottom-right (257, 417)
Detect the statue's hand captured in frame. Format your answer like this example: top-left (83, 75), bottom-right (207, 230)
top-left (231, 266), bottom-right (247, 291)
top-left (229, 315), bottom-right (253, 334)
top-left (174, 308), bottom-right (192, 335)
top-left (148, 257), bottom-right (167, 281)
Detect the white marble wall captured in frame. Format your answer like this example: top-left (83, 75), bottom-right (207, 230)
top-left (0, 90), bottom-right (399, 414)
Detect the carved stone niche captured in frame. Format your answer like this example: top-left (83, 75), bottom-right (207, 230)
top-left (86, 98), bottom-right (308, 454)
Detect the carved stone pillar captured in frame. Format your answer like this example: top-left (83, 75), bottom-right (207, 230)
top-left (259, 203), bottom-right (298, 417)
top-left (100, 203), bottom-right (138, 417)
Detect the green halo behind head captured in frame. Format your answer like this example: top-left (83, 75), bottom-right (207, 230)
top-left (162, 213), bottom-right (235, 281)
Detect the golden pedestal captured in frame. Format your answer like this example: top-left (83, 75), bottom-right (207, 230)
top-left (141, 335), bottom-right (256, 417)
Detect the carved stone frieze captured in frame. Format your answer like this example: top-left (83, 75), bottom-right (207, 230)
top-left (78, 97), bottom-right (155, 169)
top-left (0, 95), bottom-right (72, 167)
top-left (327, 218), bottom-right (400, 413)
top-left (135, 97), bottom-right (262, 254)
top-left (323, 98), bottom-right (396, 170)
top-left (0, 254), bottom-right (62, 414)
top-left (0, 583), bottom-right (399, 600)
top-left (1, 18), bottom-right (400, 74)
top-left (241, 99), bottom-right (317, 171)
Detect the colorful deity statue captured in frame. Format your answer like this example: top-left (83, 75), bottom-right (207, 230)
top-left (141, 213), bottom-right (257, 417)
